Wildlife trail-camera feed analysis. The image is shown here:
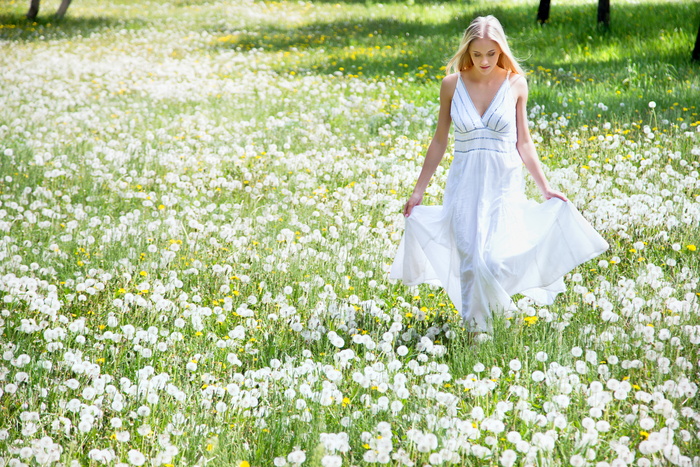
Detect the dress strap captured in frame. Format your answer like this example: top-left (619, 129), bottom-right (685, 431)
top-left (505, 70), bottom-right (514, 87)
top-left (510, 72), bottom-right (523, 84)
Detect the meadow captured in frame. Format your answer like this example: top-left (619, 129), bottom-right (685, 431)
top-left (0, 0), bottom-right (699, 465)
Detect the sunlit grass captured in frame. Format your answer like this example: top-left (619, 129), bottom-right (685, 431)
top-left (1, 0), bottom-right (699, 465)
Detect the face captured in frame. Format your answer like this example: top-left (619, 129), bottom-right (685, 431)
top-left (468, 38), bottom-right (501, 74)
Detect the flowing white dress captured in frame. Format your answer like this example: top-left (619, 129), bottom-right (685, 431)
top-left (390, 72), bottom-right (609, 331)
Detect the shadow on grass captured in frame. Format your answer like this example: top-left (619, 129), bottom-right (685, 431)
top-left (208, 1), bottom-right (699, 82)
top-left (0, 11), bottom-right (148, 41)
top-left (307, 0), bottom-right (478, 4)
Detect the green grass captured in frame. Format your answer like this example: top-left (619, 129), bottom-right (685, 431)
top-left (1, 0), bottom-right (699, 465)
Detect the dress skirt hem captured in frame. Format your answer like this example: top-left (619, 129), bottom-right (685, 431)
top-left (389, 198), bottom-right (609, 331)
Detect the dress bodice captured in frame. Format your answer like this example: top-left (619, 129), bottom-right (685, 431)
top-left (450, 72), bottom-right (517, 156)
top-left (392, 70), bottom-right (609, 332)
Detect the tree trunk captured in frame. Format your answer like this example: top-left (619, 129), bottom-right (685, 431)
top-left (537, 0), bottom-right (551, 24)
top-left (26, 0), bottom-right (41, 21)
top-left (55, 0), bottom-right (73, 19)
top-left (693, 20), bottom-right (700, 62)
top-left (597, 0), bottom-right (610, 29)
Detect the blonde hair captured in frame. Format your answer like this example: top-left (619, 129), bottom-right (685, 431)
top-left (446, 15), bottom-right (525, 76)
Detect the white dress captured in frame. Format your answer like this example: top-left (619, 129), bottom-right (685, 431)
top-left (390, 72), bottom-right (609, 331)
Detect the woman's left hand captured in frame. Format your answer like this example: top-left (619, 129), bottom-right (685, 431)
top-left (542, 188), bottom-right (568, 202)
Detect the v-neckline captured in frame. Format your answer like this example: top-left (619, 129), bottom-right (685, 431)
top-left (459, 72), bottom-right (510, 121)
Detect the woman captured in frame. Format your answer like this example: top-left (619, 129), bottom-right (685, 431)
top-left (390, 16), bottom-right (608, 332)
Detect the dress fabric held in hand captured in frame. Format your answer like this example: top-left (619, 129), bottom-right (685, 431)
top-left (390, 72), bottom-right (609, 331)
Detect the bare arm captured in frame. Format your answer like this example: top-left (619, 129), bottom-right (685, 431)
top-left (512, 76), bottom-right (568, 202)
top-left (403, 75), bottom-right (457, 217)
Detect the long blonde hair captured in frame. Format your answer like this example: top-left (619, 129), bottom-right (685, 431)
top-left (446, 15), bottom-right (525, 75)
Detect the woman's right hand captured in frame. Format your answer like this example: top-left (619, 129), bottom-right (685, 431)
top-left (403, 192), bottom-right (424, 217)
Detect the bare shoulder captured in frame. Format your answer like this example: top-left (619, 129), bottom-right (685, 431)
top-left (439, 73), bottom-right (460, 101)
top-left (442, 72), bottom-right (460, 87)
top-left (509, 73), bottom-right (529, 100)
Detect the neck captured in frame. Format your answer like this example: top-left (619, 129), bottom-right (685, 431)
top-left (464, 66), bottom-right (505, 83)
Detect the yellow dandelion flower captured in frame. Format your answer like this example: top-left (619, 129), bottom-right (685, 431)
top-left (524, 316), bottom-right (538, 325)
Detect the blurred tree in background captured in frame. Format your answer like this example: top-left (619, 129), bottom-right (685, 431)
top-left (26, 0), bottom-right (73, 21)
top-left (693, 20), bottom-right (700, 61)
top-left (537, 0), bottom-right (609, 28)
